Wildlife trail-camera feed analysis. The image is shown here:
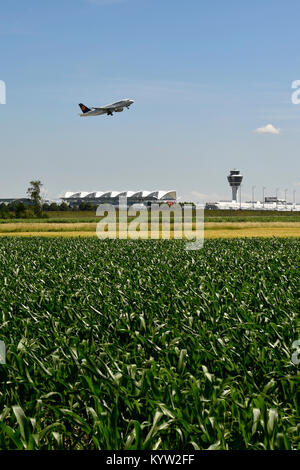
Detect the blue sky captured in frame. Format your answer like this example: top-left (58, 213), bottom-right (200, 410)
top-left (1, 0), bottom-right (300, 202)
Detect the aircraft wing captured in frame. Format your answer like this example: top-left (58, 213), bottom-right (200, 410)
top-left (92, 104), bottom-right (123, 115)
top-left (92, 106), bottom-right (111, 111)
top-left (88, 106), bottom-right (115, 116)
top-left (92, 104), bottom-right (116, 110)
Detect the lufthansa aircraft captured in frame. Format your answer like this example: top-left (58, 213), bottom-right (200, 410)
top-left (78, 99), bottom-right (134, 117)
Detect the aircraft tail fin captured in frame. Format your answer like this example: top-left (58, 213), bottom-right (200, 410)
top-left (79, 103), bottom-right (91, 114)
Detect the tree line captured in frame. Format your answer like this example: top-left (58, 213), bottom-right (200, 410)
top-left (0, 180), bottom-right (97, 219)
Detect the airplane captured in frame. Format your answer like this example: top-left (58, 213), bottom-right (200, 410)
top-left (78, 99), bottom-right (134, 117)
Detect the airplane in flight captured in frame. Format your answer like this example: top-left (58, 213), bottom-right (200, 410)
top-left (78, 99), bottom-right (134, 117)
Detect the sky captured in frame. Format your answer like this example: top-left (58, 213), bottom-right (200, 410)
top-left (1, 0), bottom-right (300, 202)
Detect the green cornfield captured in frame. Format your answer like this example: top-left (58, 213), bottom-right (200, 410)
top-left (0, 237), bottom-right (299, 450)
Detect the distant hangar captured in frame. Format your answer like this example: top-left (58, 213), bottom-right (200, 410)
top-left (61, 190), bottom-right (177, 207)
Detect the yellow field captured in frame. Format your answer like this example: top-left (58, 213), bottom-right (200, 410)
top-left (0, 221), bottom-right (300, 238)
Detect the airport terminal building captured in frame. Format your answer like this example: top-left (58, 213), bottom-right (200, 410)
top-left (61, 190), bottom-right (177, 208)
top-left (205, 169), bottom-right (300, 211)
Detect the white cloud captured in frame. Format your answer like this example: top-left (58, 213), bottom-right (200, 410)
top-left (254, 123), bottom-right (280, 135)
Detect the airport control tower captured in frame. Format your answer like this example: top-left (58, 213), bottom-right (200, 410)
top-left (227, 169), bottom-right (243, 202)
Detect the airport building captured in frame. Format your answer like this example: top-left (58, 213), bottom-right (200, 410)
top-left (205, 169), bottom-right (300, 211)
top-left (205, 198), bottom-right (300, 211)
top-left (227, 169), bottom-right (243, 202)
top-left (61, 190), bottom-right (177, 208)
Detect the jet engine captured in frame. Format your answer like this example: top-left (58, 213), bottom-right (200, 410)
top-left (115, 108), bottom-right (124, 112)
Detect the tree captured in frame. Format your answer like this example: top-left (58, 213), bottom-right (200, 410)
top-left (59, 202), bottom-right (69, 211)
top-left (0, 203), bottom-right (9, 219)
top-left (15, 201), bottom-right (26, 218)
top-left (27, 180), bottom-right (43, 217)
top-left (49, 202), bottom-right (59, 211)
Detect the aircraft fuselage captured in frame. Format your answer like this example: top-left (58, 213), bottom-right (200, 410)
top-left (79, 99), bottom-right (134, 117)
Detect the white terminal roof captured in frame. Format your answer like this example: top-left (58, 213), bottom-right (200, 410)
top-left (62, 190), bottom-right (176, 200)
top-left (85, 191), bottom-right (105, 199)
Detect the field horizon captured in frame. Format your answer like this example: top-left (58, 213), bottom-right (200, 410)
top-left (0, 220), bottom-right (299, 239)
